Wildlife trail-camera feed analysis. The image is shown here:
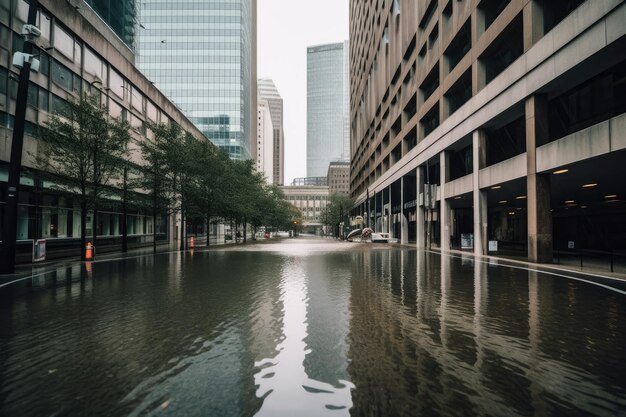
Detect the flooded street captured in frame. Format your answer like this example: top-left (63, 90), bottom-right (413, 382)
top-left (1, 238), bottom-right (625, 416)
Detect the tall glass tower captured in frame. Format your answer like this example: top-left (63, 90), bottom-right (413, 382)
top-left (307, 41), bottom-right (349, 177)
top-left (84, 0), bottom-right (138, 50)
top-left (137, 0), bottom-right (256, 160)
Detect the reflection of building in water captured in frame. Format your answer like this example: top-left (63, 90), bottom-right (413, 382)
top-left (347, 250), bottom-right (626, 415)
top-left (255, 257), bottom-right (353, 416)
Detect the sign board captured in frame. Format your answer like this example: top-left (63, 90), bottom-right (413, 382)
top-left (488, 240), bottom-right (498, 252)
top-left (33, 239), bottom-right (46, 262)
top-left (461, 233), bottom-right (474, 249)
top-left (568, 241), bottom-right (575, 249)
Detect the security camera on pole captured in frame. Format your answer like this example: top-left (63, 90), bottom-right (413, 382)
top-left (0, 0), bottom-right (40, 274)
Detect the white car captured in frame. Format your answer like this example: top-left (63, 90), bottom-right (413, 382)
top-left (371, 232), bottom-right (390, 243)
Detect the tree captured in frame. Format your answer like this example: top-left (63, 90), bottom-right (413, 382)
top-left (326, 193), bottom-right (355, 239)
top-left (35, 93), bottom-right (131, 259)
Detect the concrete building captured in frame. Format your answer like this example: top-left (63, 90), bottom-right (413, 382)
top-left (350, 0), bottom-right (626, 262)
top-left (328, 161), bottom-right (350, 195)
top-left (279, 185), bottom-right (330, 234)
top-left (256, 97), bottom-right (274, 184)
top-left (137, 0), bottom-right (257, 161)
top-left (291, 177), bottom-right (328, 187)
top-left (258, 78), bottom-right (284, 185)
top-left (0, 0), bottom-right (216, 262)
top-left (307, 41), bottom-right (350, 177)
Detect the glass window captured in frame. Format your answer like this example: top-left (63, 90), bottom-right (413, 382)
top-left (146, 101), bottom-right (157, 122)
top-left (109, 68), bottom-right (124, 99)
top-left (51, 61), bottom-right (72, 91)
top-left (109, 100), bottom-right (123, 119)
top-left (131, 86), bottom-right (144, 113)
top-left (51, 94), bottom-right (67, 116)
top-left (38, 89), bottom-right (49, 111)
top-left (37, 10), bottom-right (51, 41)
top-left (84, 47), bottom-right (103, 79)
top-left (53, 24), bottom-right (74, 60)
top-left (27, 82), bottom-right (38, 107)
top-left (0, 67), bottom-right (7, 95)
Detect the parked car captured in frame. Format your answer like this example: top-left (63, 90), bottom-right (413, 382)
top-left (371, 232), bottom-right (390, 243)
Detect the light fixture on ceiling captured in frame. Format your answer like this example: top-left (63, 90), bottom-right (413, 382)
top-left (605, 195), bottom-right (617, 199)
top-left (516, 195), bottom-right (527, 200)
top-left (582, 183), bottom-right (598, 188)
top-left (498, 200), bottom-right (507, 204)
top-left (553, 169), bottom-right (569, 175)
top-left (491, 185), bottom-right (501, 190)
top-left (565, 200), bottom-right (575, 204)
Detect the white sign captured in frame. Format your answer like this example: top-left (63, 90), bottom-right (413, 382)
top-left (488, 240), bottom-right (498, 252)
top-left (568, 241), bottom-right (575, 249)
top-left (461, 233), bottom-right (474, 249)
top-left (33, 239), bottom-right (46, 262)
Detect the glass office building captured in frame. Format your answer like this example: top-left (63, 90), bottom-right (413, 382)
top-left (138, 0), bottom-right (256, 160)
top-left (307, 41), bottom-right (349, 177)
top-left (84, 0), bottom-right (138, 50)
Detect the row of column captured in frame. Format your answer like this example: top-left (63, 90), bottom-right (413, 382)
top-left (363, 95), bottom-right (553, 263)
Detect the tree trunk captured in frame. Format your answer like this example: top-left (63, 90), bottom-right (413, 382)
top-left (179, 186), bottom-right (185, 252)
top-left (92, 206), bottom-right (98, 250)
top-left (206, 211), bottom-right (211, 247)
top-left (243, 221), bottom-right (247, 244)
top-left (152, 181), bottom-right (158, 254)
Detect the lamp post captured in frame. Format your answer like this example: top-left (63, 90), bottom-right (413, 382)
top-left (0, 0), bottom-right (40, 274)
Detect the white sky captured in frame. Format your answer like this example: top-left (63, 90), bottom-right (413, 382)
top-left (257, 0), bottom-right (349, 185)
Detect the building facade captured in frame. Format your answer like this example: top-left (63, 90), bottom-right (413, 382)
top-left (328, 161), bottom-right (350, 195)
top-left (256, 97), bottom-right (274, 183)
top-left (307, 41), bottom-right (350, 177)
top-left (83, 0), bottom-right (138, 51)
top-left (279, 185), bottom-right (330, 234)
top-left (350, 0), bottom-right (626, 262)
top-left (137, 0), bottom-right (257, 161)
top-left (0, 0), bottom-right (210, 262)
top-left (258, 78), bottom-right (284, 185)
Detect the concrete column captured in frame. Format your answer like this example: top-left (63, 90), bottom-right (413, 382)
top-left (523, 0), bottom-right (545, 52)
top-left (416, 166), bottom-right (425, 249)
top-left (471, 7), bottom-right (486, 94)
top-left (388, 185), bottom-right (392, 235)
top-left (440, 151), bottom-right (451, 252)
top-left (401, 177), bottom-right (408, 244)
top-left (473, 130), bottom-right (488, 256)
top-left (526, 95), bottom-right (552, 263)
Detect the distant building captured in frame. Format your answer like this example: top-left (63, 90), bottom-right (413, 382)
top-left (84, 0), bottom-right (137, 50)
top-left (258, 79), bottom-right (284, 185)
top-left (138, 0), bottom-right (257, 160)
top-left (256, 98), bottom-right (274, 184)
top-left (327, 161), bottom-right (350, 195)
top-left (291, 177), bottom-right (328, 187)
top-left (279, 185), bottom-right (330, 235)
top-left (306, 41), bottom-right (349, 177)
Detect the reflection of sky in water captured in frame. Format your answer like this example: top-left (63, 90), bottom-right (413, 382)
top-left (254, 258), bottom-right (354, 416)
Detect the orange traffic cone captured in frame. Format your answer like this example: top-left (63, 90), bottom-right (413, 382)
top-left (189, 236), bottom-right (195, 249)
top-left (85, 241), bottom-right (94, 260)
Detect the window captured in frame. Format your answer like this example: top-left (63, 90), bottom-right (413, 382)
top-left (53, 24), bottom-right (74, 60)
top-left (51, 61), bottom-right (73, 91)
top-left (109, 68), bottom-right (125, 99)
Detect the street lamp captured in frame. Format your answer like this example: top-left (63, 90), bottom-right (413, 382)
top-left (0, 0), bottom-right (40, 274)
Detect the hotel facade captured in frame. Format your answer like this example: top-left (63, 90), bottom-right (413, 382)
top-left (350, 0), bottom-right (626, 262)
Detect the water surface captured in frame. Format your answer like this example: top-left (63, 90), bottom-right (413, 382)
top-left (1, 238), bottom-right (625, 416)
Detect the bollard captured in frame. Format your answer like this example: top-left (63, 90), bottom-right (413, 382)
top-left (85, 241), bottom-right (94, 260)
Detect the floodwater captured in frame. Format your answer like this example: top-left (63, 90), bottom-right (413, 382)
top-left (1, 238), bottom-right (625, 417)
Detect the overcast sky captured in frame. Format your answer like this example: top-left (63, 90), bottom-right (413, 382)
top-left (258, 0), bottom-right (349, 185)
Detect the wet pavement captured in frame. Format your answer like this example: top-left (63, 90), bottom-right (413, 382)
top-left (1, 237), bottom-right (625, 416)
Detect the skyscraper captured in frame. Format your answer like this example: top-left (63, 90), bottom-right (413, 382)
top-left (306, 41), bottom-right (349, 178)
top-left (256, 98), bottom-right (274, 184)
top-left (137, 0), bottom-right (257, 160)
top-left (258, 79), bottom-right (284, 185)
top-left (83, 0), bottom-right (138, 50)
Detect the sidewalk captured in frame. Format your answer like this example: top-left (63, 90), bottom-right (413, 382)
top-left (1, 237), bottom-right (284, 287)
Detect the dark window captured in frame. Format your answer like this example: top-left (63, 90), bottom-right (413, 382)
top-left (486, 116), bottom-right (526, 166)
top-left (445, 19), bottom-right (471, 72)
top-left (542, 0), bottom-right (586, 33)
top-left (548, 59), bottom-right (626, 141)
top-left (421, 102), bottom-right (440, 138)
top-left (479, 0), bottom-right (511, 30)
top-left (51, 61), bottom-right (73, 92)
top-left (479, 14), bottom-right (523, 84)
top-left (449, 145), bottom-right (473, 181)
top-left (445, 69), bottom-right (472, 116)
top-left (420, 63), bottom-right (439, 102)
